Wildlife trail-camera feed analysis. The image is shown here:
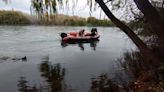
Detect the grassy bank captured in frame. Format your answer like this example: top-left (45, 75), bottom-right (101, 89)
top-left (0, 10), bottom-right (114, 26)
top-left (0, 10), bottom-right (30, 25)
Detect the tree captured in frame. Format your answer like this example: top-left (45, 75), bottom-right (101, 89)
top-left (95, 0), bottom-right (160, 65)
top-left (133, 0), bottom-right (164, 57)
top-left (30, 0), bottom-right (57, 21)
top-left (31, 0), bottom-right (43, 19)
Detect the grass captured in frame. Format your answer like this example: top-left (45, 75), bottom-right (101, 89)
top-left (0, 10), bottom-right (30, 25)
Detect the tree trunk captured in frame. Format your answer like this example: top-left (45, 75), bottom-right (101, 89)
top-left (133, 0), bottom-right (164, 34)
top-left (133, 0), bottom-right (164, 57)
top-left (95, 0), bottom-right (160, 64)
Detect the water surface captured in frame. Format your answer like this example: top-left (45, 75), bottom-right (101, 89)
top-left (0, 26), bottom-right (136, 92)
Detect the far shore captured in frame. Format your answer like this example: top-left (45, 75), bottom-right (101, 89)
top-left (0, 10), bottom-right (115, 27)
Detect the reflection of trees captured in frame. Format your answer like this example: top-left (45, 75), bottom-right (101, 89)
top-left (17, 76), bottom-right (28, 92)
top-left (90, 72), bottom-right (131, 92)
top-left (119, 51), bottom-right (158, 79)
top-left (61, 40), bottom-right (99, 51)
top-left (17, 76), bottom-right (38, 92)
top-left (17, 56), bottom-right (68, 92)
top-left (90, 50), bottom-right (164, 92)
top-left (91, 74), bottom-right (120, 92)
top-left (90, 51), bottom-right (144, 92)
top-left (120, 51), bottom-right (164, 91)
top-left (40, 56), bottom-right (66, 92)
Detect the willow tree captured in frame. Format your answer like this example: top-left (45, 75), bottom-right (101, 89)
top-left (95, 0), bottom-right (162, 65)
top-left (31, 0), bottom-right (43, 19)
top-left (95, 0), bottom-right (164, 62)
top-left (30, 0), bottom-right (57, 21)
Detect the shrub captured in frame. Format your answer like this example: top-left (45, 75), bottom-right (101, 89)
top-left (0, 10), bottom-right (30, 25)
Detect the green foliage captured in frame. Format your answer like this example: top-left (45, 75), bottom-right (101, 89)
top-left (97, 19), bottom-right (114, 26)
top-left (66, 19), bottom-right (86, 26)
top-left (0, 10), bottom-right (30, 25)
top-left (87, 17), bottom-right (114, 26)
top-left (87, 17), bottom-right (97, 25)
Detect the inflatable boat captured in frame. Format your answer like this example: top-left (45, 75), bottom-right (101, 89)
top-left (60, 32), bottom-right (100, 43)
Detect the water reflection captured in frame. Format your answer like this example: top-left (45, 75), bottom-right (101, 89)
top-left (91, 74), bottom-right (120, 92)
top-left (119, 51), bottom-right (157, 78)
top-left (17, 76), bottom-right (38, 92)
top-left (0, 26), bottom-right (137, 92)
top-left (40, 56), bottom-right (67, 92)
top-left (17, 56), bottom-right (68, 92)
top-left (61, 40), bottom-right (99, 51)
top-left (89, 51), bottom-right (141, 92)
top-left (118, 51), bottom-right (163, 91)
top-left (90, 50), bottom-right (164, 92)
top-left (90, 70), bottom-right (130, 92)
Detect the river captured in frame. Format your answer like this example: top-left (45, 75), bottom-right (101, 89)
top-left (0, 26), bottom-right (136, 92)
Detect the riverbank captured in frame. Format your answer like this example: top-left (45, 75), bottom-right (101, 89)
top-left (0, 10), bottom-right (30, 25)
top-left (0, 10), bottom-right (114, 26)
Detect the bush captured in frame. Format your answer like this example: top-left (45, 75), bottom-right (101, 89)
top-left (0, 10), bottom-right (30, 25)
top-left (87, 17), bottom-right (114, 26)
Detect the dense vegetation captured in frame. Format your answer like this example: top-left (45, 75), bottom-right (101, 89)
top-left (0, 10), bottom-right (113, 26)
top-left (87, 17), bottom-right (113, 26)
top-left (0, 10), bottom-right (30, 25)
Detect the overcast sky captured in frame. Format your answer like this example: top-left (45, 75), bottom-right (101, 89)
top-left (0, 0), bottom-right (132, 20)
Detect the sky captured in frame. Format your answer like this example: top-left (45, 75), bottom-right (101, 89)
top-left (0, 0), bottom-right (132, 20)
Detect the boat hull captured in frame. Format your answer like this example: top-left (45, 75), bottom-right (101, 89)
top-left (62, 35), bottom-right (100, 43)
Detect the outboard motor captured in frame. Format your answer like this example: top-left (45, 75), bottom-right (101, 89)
top-left (60, 33), bottom-right (67, 38)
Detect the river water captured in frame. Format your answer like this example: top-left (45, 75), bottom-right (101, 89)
top-left (0, 26), bottom-right (136, 92)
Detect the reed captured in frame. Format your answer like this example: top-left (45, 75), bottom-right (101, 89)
top-left (0, 10), bottom-right (30, 25)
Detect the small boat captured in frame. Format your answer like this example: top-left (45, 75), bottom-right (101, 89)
top-left (60, 32), bottom-right (100, 43)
